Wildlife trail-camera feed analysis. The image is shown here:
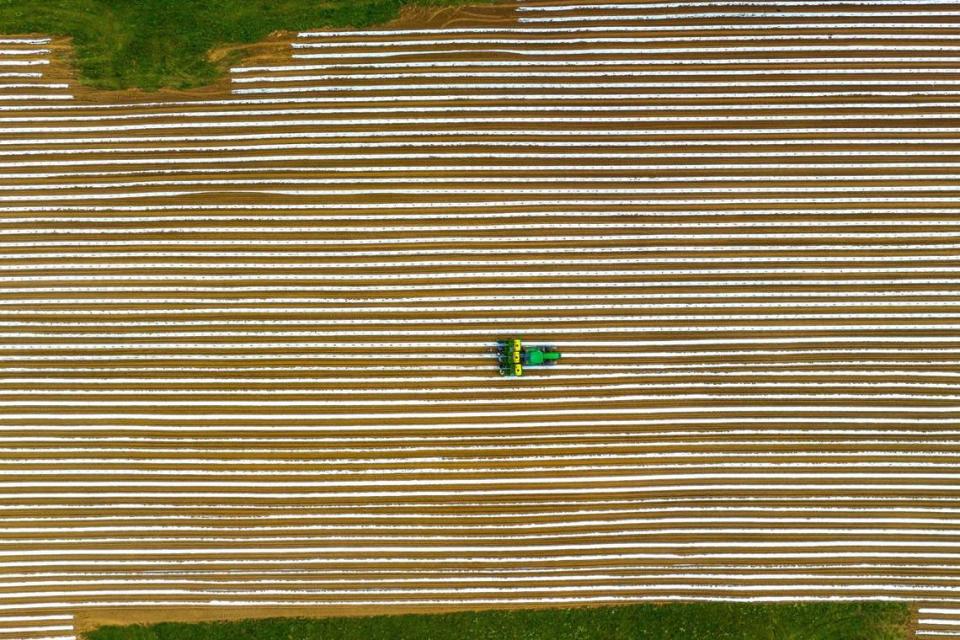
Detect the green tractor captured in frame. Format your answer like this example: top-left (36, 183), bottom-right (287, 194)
top-left (496, 338), bottom-right (561, 377)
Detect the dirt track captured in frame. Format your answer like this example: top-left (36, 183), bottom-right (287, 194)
top-left (3, 1), bottom-right (960, 638)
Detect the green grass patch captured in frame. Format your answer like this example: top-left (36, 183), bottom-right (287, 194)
top-left (0, 0), bottom-right (485, 91)
top-left (83, 601), bottom-right (912, 640)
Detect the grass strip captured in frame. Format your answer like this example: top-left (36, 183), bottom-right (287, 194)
top-left (83, 601), bottom-right (913, 640)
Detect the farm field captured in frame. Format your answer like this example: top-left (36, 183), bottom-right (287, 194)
top-left (1, 0), bottom-right (960, 638)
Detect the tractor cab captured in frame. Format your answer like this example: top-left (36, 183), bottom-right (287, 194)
top-left (496, 338), bottom-right (561, 377)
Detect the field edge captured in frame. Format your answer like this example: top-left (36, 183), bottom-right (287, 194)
top-left (79, 601), bottom-right (915, 640)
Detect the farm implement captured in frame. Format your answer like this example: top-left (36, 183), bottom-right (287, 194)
top-left (496, 338), bottom-right (561, 377)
